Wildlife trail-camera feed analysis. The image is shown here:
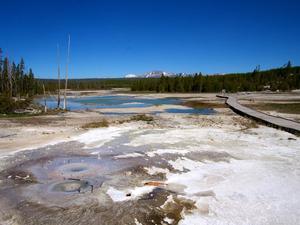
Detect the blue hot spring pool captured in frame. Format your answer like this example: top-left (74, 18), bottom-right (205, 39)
top-left (36, 95), bottom-right (216, 115)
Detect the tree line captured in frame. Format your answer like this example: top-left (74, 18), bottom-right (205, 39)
top-left (0, 48), bottom-right (38, 98)
top-left (0, 48), bottom-right (40, 114)
top-left (39, 78), bottom-right (139, 92)
top-left (131, 63), bottom-right (300, 93)
top-left (2, 50), bottom-right (298, 97)
top-left (40, 62), bottom-right (300, 93)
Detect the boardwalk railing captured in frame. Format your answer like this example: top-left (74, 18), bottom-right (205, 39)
top-left (217, 95), bottom-right (300, 135)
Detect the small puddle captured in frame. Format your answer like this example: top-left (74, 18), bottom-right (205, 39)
top-left (50, 179), bottom-right (91, 193)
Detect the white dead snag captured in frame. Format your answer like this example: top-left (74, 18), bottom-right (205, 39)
top-left (42, 84), bottom-right (47, 113)
top-left (57, 44), bottom-right (61, 109)
top-left (63, 34), bottom-right (71, 110)
top-left (7, 58), bottom-right (12, 98)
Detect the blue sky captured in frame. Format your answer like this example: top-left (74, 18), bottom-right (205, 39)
top-left (1, 0), bottom-right (299, 78)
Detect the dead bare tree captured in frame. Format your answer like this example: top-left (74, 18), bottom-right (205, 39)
top-left (8, 58), bottom-right (12, 98)
top-left (57, 44), bottom-right (61, 108)
top-left (42, 84), bottom-right (47, 113)
top-left (63, 34), bottom-right (71, 110)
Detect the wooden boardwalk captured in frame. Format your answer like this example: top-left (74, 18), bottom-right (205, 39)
top-left (217, 95), bottom-right (300, 135)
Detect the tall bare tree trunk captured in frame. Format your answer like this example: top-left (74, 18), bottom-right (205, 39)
top-left (0, 48), bottom-right (3, 94)
top-left (43, 84), bottom-right (47, 113)
top-left (63, 34), bottom-right (71, 110)
top-left (7, 58), bottom-right (12, 98)
top-left (57, 44), bottom-right (61, 108)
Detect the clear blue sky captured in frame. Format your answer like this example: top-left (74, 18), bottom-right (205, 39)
top-left (1, 0), bottom-right (299, 78)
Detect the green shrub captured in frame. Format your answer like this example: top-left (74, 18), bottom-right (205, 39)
top-left (82, 119), bottom-right (109, 128)
top-left (0, 96), bottom-right (32, 114)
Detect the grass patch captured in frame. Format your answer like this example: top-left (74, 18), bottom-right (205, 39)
top-left (247, 103), bottom-right (300, 114)
top-left (129, 114), bottom-right (154, 122)
top-left (0, 108), bottom-right (67, 120)
top-left (183, 100), bottom-right (226, 109)
top-left (239, 119), bottom-right (259, 129)
top-left (0, 113), bottom-right (34, 118)
top-left (232, 117), bottom-right (259, 130)
top-left (82, 119), bottom-right (109, 128)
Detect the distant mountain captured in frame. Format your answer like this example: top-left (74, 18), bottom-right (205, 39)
top-left (125, 74), bottom-right (138, 78)
top-left (124, 70), bottom-right (176, 78)
top-left (144, 70), bottom-right (175, 78)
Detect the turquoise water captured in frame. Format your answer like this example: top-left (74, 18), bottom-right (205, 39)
top-left (37, 95), bottom-right (180, 110)
top-left (36, 95), bottom-right (216, 114)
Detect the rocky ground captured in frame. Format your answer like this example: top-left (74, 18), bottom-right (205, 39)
top-left (0, 92), bottom-right (299, 225)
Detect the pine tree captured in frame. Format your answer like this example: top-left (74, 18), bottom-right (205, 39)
top-left (28, 68), bottom-right (34, 96)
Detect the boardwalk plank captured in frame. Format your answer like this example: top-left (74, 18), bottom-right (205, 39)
top-left (217, 95), bottom-right (300, 135)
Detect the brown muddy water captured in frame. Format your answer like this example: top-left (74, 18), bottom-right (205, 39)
top-left (0, 140), bottom-right (202, 225)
